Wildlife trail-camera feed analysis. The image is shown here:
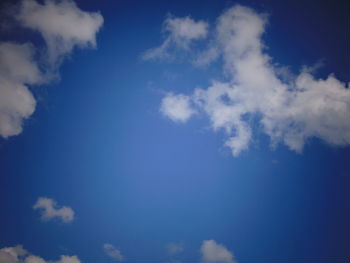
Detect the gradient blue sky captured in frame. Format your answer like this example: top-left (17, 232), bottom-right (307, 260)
top-left (1, 0), bottom-right (350, 263)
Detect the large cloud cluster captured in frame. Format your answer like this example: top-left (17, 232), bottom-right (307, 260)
top-left (0, 0), bottom-right (103, 138)
top-left (151, 5), bottom-right (350, 156)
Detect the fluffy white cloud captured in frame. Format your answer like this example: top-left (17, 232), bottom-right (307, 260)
top-left (200, 240), bottom-right (236, 263)
top-left (0, 43), bottom-right (41, 138)
top-left (0, 245), bottom-right (80, 263)
top-left (16, 0), bottom-right (103, 67)
top-left (103, 243), bottom-right (124, 262)
top-left (160, 93), bottom-right (195, 122)
top-left (0, 0), bottom-right (103, 139)
top-left (33, 197), bottom-right (75, 223)
top-left (142, 16), bottom-right (208, 60)
top-left (0, 245), bottom-right (27, 263)
top-left (166, 242), bottom-right (184, 255)
top-left (154, 5), bottom-right (350, 156)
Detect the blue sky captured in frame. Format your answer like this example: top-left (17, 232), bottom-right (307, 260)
top-left (1, 0), bottom-right (350, 263)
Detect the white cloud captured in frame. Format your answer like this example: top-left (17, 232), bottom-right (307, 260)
top-left (16, 0), bottom-right (104, 67)
top-left (200, 240), bottom-right (236, 263)
top-left (166, 242), bottom-right (184, 255)
top-left (160, 93), bottom-right (195, 123)
top-left (143, 16), bottom-right (208, 60)
top-left (0, 245), bottom-right (80, 263)
top-left (33, 197), bottom-right (75, 223)
top-left (0, 245), bottom-right (27, 263)
top-left (0, 0), bottom-right (103, 139)
top-left (193, 46), bottom-right (219, 67)
top-left (103, 243), bottom-right (124, 262)
top-left (154, 5), bottom-right (350, 156)
top-left (0, 42), bottom-right (41, 138)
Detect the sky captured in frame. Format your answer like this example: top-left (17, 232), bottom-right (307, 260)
top-left (1, 0), bottom-right (350, 263)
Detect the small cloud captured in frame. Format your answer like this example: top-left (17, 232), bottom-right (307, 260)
top-left (200, 240), bottom-right (236, 263)
top-left (103, 243), bottom-right (124, 262)
top-left (33, 197), bottom-right (75, 223)
top-left (166, 242), bottom-right (184, 256)
top-left (142, 15), bottom-right (208, 60)
top-left (160, 93), bottom-right (195, 123)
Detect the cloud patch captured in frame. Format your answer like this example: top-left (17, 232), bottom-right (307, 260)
top-left (103, 243), bottom-right (124, 262)
top-left (0, 42), bottom-right (41, 137)
top-left (142, 16), bottom-right (208, 60)
top-left (160, 93), bottom-right (195, 123)
top-left (0, 0), bottom-right (103, 139)
top-left (0, 245), bottom-right (81, 263)
top-left (16, 0), bottom-right (103, 68)
top-left (33, 197), bottom-right (75, 223)
top-left (149, 5), bottom-right (350, 156)
top-left (200, 240), bottom-right (236, 263)
top-left (166, 242), bottom-right (184, 255)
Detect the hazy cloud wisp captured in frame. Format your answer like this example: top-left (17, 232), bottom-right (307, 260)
top-left (143, 16), bottom-right (208, 60)
top-left (166, 242), bottom-right (184, 255)
top-left (103, 243), bottom-right (124, 262)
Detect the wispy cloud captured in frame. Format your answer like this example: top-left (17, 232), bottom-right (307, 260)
top-left (142, 15), bottom-right (208, 60)
top-left (148, 5), bottom-right (350, 156)
top-left (0, 0), bottom-right (103, 139)
top-left (33, 197), bottom-right (75, 223)
top-left (0, 245), bottom-right (81, 263)
top-left (103, 243), bottom-right (124, 262)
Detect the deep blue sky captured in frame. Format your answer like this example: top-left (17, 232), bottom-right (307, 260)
top-left (1, 0), bottom-right (350, 263)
